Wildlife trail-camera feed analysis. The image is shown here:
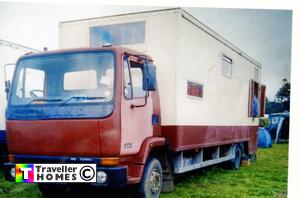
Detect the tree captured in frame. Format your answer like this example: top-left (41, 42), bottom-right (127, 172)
top-left (275, 78), bottom-right (290, 112)
top-left (265, 79), bottom-right (290, 114)
top-left (265, 97), bottom-right (284, 114)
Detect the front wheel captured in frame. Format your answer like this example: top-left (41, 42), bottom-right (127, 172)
top-left (139, 158), bottom-right (163, 198)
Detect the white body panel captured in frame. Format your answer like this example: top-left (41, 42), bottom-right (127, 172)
top-left (59, 8), bottom-right (261, 127)
top-left (0, 40), bottom-right (39, 131)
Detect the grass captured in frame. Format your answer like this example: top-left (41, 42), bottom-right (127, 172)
top-left (0, 144), bottom-right (288, 198)
top-left (161, 144), bottom-right (288, 198)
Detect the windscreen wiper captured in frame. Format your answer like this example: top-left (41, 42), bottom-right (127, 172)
top-left (26, 98), bottom-right (64, 105)
top-left (59, 96), bottom-right (106, 106)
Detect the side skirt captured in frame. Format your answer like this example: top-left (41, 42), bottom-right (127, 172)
top-left (172, 144), bottom-right (236, 174)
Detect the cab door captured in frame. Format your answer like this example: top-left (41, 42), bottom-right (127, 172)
top-left (120, 56), bottom-right (153, 155)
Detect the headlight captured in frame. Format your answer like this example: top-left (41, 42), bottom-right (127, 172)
top-left (96, 171), bottom-right (107, 184)
top-left (10, 167), bottom-right (16, 178)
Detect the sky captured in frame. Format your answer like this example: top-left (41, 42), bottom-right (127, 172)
top-left (0, 2), bottom-right (292, 100)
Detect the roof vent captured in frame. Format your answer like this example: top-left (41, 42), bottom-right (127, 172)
top-left (102, 43), bottom-right (112, 47)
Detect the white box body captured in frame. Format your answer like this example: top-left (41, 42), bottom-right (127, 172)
top-left (59, 8), bottom-right (262, 127)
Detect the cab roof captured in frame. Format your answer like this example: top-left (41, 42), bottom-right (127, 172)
top-left (19, 46), bottom-right (152, 61)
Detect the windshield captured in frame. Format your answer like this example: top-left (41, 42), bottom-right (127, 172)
top-left (10, 52), bottom-right (115, 106)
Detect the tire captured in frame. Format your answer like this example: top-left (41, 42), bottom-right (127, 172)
top-left (139, 158), bottom-right (163, 198)
top-left (230, 145), bottom-right (243, 170)
top-left (38, 183), bottom-right (68, 197)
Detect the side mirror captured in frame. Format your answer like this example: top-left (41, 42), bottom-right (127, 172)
top-left (143, 63), bottom-right (157, 91)
top-left (4, 63), bottom-right (16, 100)
top-left (5, 80), bottom-right (11, 99)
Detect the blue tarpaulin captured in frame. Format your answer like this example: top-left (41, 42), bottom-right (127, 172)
top-left (258, 128), bottom-right (272, 148)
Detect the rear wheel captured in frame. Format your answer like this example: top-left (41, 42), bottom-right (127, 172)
top-left (139, 158), bottom-right (163, 198)
top-left (231, 145), bottom-right (243, 170)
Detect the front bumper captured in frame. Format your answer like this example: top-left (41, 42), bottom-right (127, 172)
top-left (0, 130), bottom-right (8, 164)
top-left (4, 162), bottom-right (15, 181)
top-left (4, 156), bottom-right (127, 188)
top-left (93, 166), bottom-right (127, 187)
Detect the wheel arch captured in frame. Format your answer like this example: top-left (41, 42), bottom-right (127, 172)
top-left (133, 137), bottom-right (166, 165)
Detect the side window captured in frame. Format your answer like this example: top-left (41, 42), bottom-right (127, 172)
top-left (248, 80), bottom-right (261, 117)
top-left (123, 59), bottom-right (133, 99)
top-left (123, 59), bottom-right (146, 99)
top-left (16, 68), bottom-right (24, 98)
top-left (222, 55), bottom-right (232, 78)
top-left (131, 67), bottom-right (146, 98)
top-left (187, 81), bottom-right (203, 98)
top-left (90, 21), bottom-right (145, 46)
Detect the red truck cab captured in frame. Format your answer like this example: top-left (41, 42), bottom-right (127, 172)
top-left (5, 46), bottom-right (166, 195)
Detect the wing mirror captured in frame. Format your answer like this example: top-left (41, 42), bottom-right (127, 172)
top-left (5, 80), bottom-right (11, 100)
top-left (4, 63), bottom-right (15, 100)
top-left (127, 54), bottom-right (157, 109)
top-left (143, 62), bottom-right (157, 92)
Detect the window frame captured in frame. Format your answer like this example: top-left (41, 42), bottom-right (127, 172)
top-left (123, 57), bottom-right (134, 100)
top-left (90, 21), bottom-right (146, 46)
top-left (248, 79), bottom-right (266, 117)
top-left (221, 54), bottom-right (233, 79)
top-left (186, 81), bottom-right (204, 99)
top-left (122, 56), bottom-right (148, 100)
top-left (9, 51), bottom-right (116, 107)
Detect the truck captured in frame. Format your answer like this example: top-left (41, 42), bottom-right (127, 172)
top-left (4, 8), bottom-right (266, 197)
top-left (0, 39), bottom-right (39, 164)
